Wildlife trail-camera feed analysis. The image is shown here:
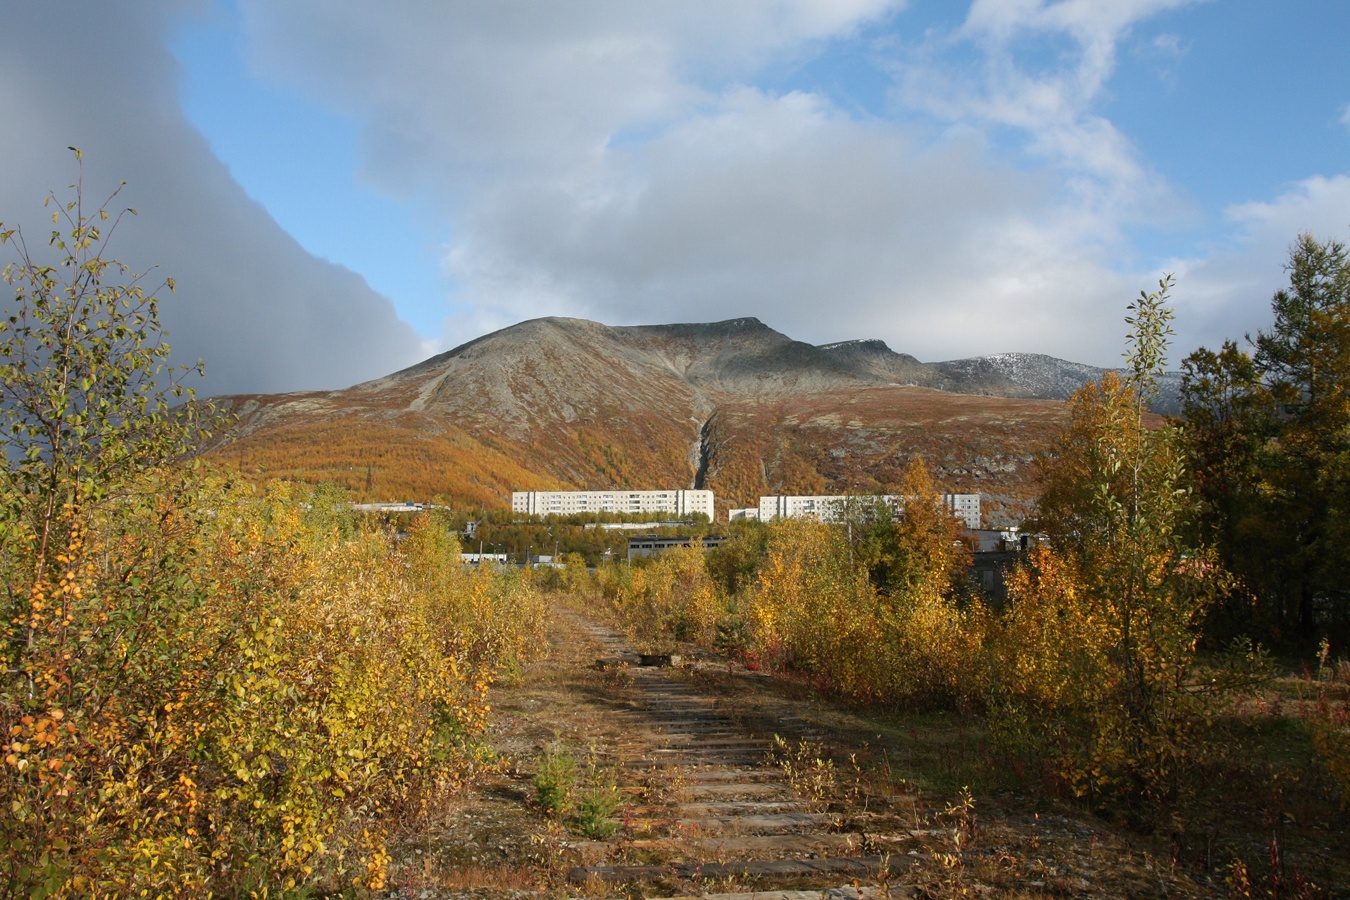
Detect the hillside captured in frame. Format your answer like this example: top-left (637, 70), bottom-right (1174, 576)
top-left (204, 316), bottom-right (1156, 526)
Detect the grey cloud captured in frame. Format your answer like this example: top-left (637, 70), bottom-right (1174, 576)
top-left (239, 1), bottom-right (1151, 366)
top-left (5, 0), bottom-right (1303, 400)
top-left (239, 1), bottom-right (903, 193)
top-left (0, 1), bottom-right (423, 396)
top-left (453, 88), bottom-right (1134, 364)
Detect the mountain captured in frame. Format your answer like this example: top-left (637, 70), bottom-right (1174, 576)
top-left (205, 316), bottom-right (1168, 527)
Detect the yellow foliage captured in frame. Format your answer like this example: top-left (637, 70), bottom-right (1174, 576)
top-left (605, 544), bottom-right (723, 647)
top-left (748, 516), bottom-right (982, 708)
top-left (1310, 642), bottom-right (1350, 805)
top-left (988, 363), bottom-right (1226, 818)
top-left (1, 474), bottom-right (544, 896)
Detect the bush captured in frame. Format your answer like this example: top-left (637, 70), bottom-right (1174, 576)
top-left (2, 474), bottom-right (546, 895)
top-left (748, 479), bottom-right (983, 710)
top-left (986, 281), bottom-right (1230, 824)
top-left (0, 161), bottom-right (544, 896)
top-left (604, 543), bottom-right (724, 648)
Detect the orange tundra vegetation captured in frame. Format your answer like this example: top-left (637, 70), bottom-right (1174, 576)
top-left (207, 408), bottom-right (565, 506)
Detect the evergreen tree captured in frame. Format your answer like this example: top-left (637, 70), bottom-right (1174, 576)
top-left (1180, 234), bottom-right (1350, 647)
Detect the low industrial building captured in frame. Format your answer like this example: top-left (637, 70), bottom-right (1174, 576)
top-left (627, 535), bottom-right (726, 561)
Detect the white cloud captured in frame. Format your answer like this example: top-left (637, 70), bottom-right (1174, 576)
top-left (9, 0), bottom-right (1329, 395)
top-left (896, 0), bottom-right (1204, 212)
top-left (1165, 175), bottom-right (1350, 355)
top-left (1151, 32), bottom-right (1183, 55)
top-left (446, 84), bottom-right (1140, 364)
top-left (233, 0), bottom-right (1189, 366)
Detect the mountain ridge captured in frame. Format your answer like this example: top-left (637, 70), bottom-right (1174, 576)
top-left (207, 316), bottom-right (1170, 525)
top-left (370, 315), bottom-right (1179, 411)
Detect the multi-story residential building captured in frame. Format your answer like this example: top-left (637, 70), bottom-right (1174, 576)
top-left (757, 492), bottom-right (980, 530)
top-left (512, 489), bottom-right (715, 519)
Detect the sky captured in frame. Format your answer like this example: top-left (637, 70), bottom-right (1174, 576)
top-left (2, 1), bottom-right (1348, 396)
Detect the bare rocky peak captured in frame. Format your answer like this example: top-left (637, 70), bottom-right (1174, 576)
top-left (817, 339), bottom-right (946, 388)
top-left (932, 352), bottom-right (1182, 412)
top-left (361, 315), bottom-right (1179, 417)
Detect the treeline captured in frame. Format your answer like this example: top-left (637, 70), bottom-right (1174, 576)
top-left (1, 172), bottom-right (545, 897)
top-left (1179, 234), bottom-right (1350, 649)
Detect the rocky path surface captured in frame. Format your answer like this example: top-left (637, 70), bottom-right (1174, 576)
top-left (386, 600), bottom-right (1213, 899)
top-left (558, 612), bottom-right (912, 897)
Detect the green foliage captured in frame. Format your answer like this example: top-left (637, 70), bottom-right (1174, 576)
top-left (572, 755), bottom-right (622, 839)
top-left (828, 494), bottom-right (906, 595)
top-left (704, 524), bottom-right (769, 598)
top-left (1177, 341), bottom-right (1270, 642)
top-left (533, 742), bottom-right (577, 818)
top-left (1181, 233), bottom-right (1350, 649)
top-left (0, 157), bottom-right (209, 502)
top-left (532, 743), bottom-right (621, 838)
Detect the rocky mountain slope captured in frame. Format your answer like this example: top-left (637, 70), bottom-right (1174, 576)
top-left (207, 316), bottom-right (1167, 526)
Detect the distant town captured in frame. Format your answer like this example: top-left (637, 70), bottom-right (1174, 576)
top-left (510, 488), bottom-right (981, 530)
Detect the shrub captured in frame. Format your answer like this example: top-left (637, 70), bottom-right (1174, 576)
top-left (0, 161), bottom-right (544, 896)
top-left (605, 543), bottom-right (724, 647)
top-left (1311, 639), bottom-right (1350, 805)
top-left (747, 463), bottom-right (983, 709)
top-left (533, 742), bottom-right (577, 818)
top-left (986, 280), bottom-right (1230, 824)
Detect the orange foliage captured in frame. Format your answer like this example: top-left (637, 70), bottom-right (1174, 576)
top-left (206, 410), bottom-right (564, 507)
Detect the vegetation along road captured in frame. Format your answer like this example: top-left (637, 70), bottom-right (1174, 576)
top-left (384, 596), bottom-right (1339, 898)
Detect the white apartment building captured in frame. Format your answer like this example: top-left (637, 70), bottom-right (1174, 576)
top-left (512, 489), bottom-right (715, 519)
top-left (757, 493), bottom-right (980, 530)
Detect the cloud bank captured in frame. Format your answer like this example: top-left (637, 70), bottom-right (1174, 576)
top-left (240, 0), bottom-right (1337, 368)
top-left (0, 1), bottom-right (422, 395)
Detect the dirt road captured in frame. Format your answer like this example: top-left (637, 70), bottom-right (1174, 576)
top-left (384, 599), bottom-right (1215, 899)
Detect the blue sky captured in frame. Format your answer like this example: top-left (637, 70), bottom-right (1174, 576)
top-left (3, 1), bottom-right (1348, 394)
